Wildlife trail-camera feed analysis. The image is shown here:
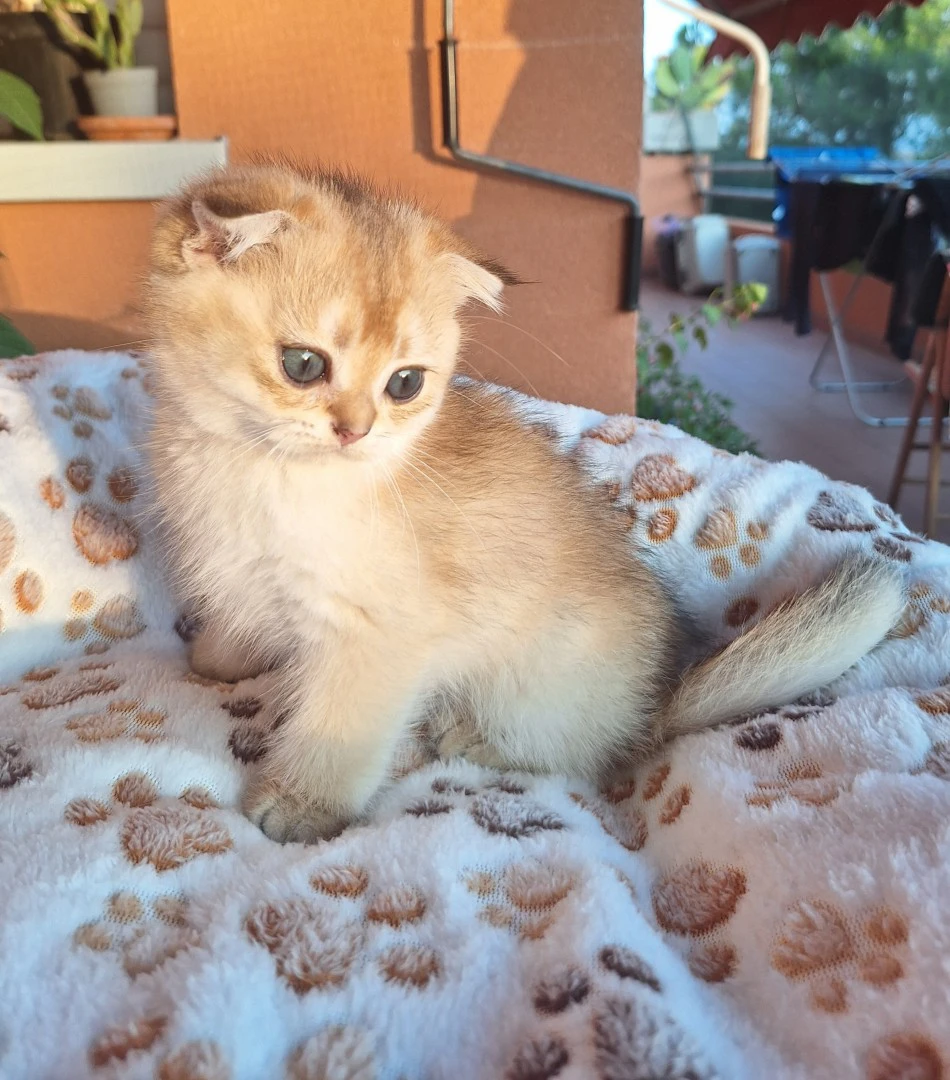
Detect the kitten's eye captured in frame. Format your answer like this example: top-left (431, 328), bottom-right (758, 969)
top-left (281, 346), bottom-right (329, 385)
top-left (385, 368), bottom-right (424, 402)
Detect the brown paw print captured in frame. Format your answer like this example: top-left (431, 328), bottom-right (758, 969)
top-left (469, 794), bottom-right (564, 838)
top-left (533, 967), bottom-right (591, 1015)
top-left (643, 762), bottom-right (671, 801)
top-left (286, 1027), bottom-right (375, 1080)
top-left (593, 996), bottom-right (716, 1080)
top-left (584, 416), bottom-right (639, 445)
top-left (599, 945), bottom-right (661, 991)
top-left (653, 861), bottom-right (747, 936)
top-left (658, 784), bottom-right (691, 825)
top-left (0, 740), bottom-right (34, 788)
top-left (465, 859), bottom-right (578, 941)
top-left (89, 1015), bottom-right (168, 1069)
top-left (310, 864), bottom-right (370, 899)
top-left (65, 773), bottom-right (225, 852)
top-left (73, 386), bottom-right (113, 420)
top-left (866, 1033), bottom-right (944, 1080)
top-left (725, 595), bottom-right (759, 628)
top-left (630, 454), bottom-right (697, 501)
top-left (22, 668), bottom-right (122, 710)
top-left (0, 511), bottom-right (15, 575)
top-left (646, 507), bottom-right (678, 543)
top-left (39, 476), bottom-right (66, 510)
top-left (66, 699), bottom-right (167, 744)
top-left (807, 490), bottom-right (877, 532)
top-left (122, 805), bottom-right (232, 872)
top-left (245, 899), bottom-right (364, 994)
top-left (508, 1035), bottom-right (570, 1080)
top-left (571, 790), bottom-right (647, 851)
top-left (63, 594), bottom-right (146, 648)
top-left (912, 742), bottom-right (950, 780)
top-left (892, 585), bottom-right (950, 639)
top-left (687, 941), bottom-right (738, 983)
top-left (771, 900), bottom-right (911, 1013)
top-left (158, 1041), bottom-right (229, 1080)
top-left (73, 502), bottom-right (139, 565)
top-left (916, 687), bottom-right (950, 715)
top-left (378, 944), bottom-right (441, 988)
top-left (746, 759), bottom-right (844, 809)
top-left (74, 889), bottom-right (200, 978)
top-left (67, 456), bottom-right (95, 493)
top-left (873, 536), bottom-right (914, 562)
top-left (734, 718), bottom-right (783, 751)
top-left (367, 886), bottom-right (427, 928)
top-left (107, 466), bottom-right (138, 503)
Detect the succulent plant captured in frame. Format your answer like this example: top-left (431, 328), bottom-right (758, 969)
top-left (42, 0), bottom-right (143, 71)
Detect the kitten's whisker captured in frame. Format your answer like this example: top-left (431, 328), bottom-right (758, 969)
top-left (465, 315), bottom-right (571, 368)
top-left (381, 466), bottom-right (420, 586)
top-left (466, 338), bottom-right (542, 398)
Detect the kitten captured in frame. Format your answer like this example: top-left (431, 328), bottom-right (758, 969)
top-left (144, 163), bottom-right (904, 843)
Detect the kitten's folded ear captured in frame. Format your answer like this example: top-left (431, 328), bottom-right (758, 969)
top-left (181, 200), bottom-right (293, 268)
top-left (443, 244), bottom-right (522, 314)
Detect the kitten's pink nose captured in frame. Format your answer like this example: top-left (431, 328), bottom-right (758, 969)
top-left (333, 424), bottom-right (368, 447)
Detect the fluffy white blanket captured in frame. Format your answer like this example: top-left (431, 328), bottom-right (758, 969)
top-left (1, 350), bottom-right (948, 1080)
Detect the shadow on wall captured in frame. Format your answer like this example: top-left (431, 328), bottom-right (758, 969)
top-left (406, 0), bottom-right (641, 411)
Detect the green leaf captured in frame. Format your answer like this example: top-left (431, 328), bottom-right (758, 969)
top-left (0, 71), bottom-right (43, 140)
top-left (701, 303), bottom-right (723, 326)
top-left (655, 342), bottom-right (675, 368)
top-left (693, 325), bottom-right (708, 349)
top-left (669, 46), bottom-right (693, 87)
top-left (654, 61), bottom-right (680, 100)
top-left (0, 315), bottom-right (35, 359)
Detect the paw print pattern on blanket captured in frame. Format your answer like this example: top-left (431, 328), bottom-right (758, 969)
top-left (246, 865), bottom-right (444, 995)
top-left (74, 889), bottom-right (200, 978)
top-left (770, 901), bottom-right (912, 1015)
top-left (513, 948), bottom-right (716, 1080)
top-left (64, 771), bottom-right (231, 870)
top-left (5, 353), bottom-right (950, 1079)
top-left (464, 858), bottom-right (579, 941)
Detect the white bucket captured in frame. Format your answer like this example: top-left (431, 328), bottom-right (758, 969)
top-left (84, 67), bottom-right (158, 118)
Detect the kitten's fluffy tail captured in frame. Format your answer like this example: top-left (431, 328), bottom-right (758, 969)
top-left (661, 556), bottom-right (905, 737)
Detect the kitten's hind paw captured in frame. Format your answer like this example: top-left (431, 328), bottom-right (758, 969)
top-left (436, 728), bottom-right (510, 770)
top-left (243, 777), bottom-right (347, 844)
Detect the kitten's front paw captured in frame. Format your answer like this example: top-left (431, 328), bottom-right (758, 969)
top-left (243, 776), bottom-right (347, 844)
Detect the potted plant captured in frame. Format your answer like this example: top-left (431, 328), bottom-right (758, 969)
top-left (644, 41), bottom-right (735, 154)
top-left (42, 0), bottom-right (173, 138)
top-left (0, 3), bottom-right (86, 140)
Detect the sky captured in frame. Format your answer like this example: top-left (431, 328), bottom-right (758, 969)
top-left (643, 0), bottom-right (697, 73)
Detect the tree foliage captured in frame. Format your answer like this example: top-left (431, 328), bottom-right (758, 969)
top-left (721, 0), bottom-right (950, 158)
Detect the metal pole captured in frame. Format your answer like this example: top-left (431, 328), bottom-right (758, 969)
top-left (440, 0), bottom-right (643, 311)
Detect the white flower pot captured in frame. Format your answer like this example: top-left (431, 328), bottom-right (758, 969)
top-left (84, 67), bottom-right (158, 118)
top-left (643, 109), bottom-right (721, 154)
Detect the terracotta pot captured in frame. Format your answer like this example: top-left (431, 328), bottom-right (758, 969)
top-left (83, 66), bottom-right (158, 118)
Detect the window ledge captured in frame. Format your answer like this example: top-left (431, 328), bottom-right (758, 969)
top-left (0, 138), bottom-right (228, 202)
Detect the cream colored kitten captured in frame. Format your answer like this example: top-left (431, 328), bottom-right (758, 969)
top-left (145, 163), bottom-right (904, 843)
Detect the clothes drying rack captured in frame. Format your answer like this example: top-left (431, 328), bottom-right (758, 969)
top-left (781, 154), bottom-right (950, 428)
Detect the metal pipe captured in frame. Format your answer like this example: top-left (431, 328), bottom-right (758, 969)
top-left (655, 0), bottom-right (772, 161)
top-left (440, 0), bottom-right (643, 311)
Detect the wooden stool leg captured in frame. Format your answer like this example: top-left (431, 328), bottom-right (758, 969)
top-left (925, 390), bottom-right (948, 539)
top-left (888, 334), bottom-right (937, 508)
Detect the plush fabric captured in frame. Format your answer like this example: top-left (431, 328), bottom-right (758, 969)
top-left (1, 350), bottom-right (948, 1080)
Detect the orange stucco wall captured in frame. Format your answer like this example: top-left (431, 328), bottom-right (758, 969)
top-left (0, 0), bottom-right (643, 414)
top-left (639, 155), bottom-right (702, 276)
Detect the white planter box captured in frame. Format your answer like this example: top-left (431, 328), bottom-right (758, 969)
top-left (643, 109), bottom-right (721, 154)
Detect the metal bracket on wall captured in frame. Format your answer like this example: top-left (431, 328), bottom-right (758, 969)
top-left (439, 0), bottom-right (643, 311)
